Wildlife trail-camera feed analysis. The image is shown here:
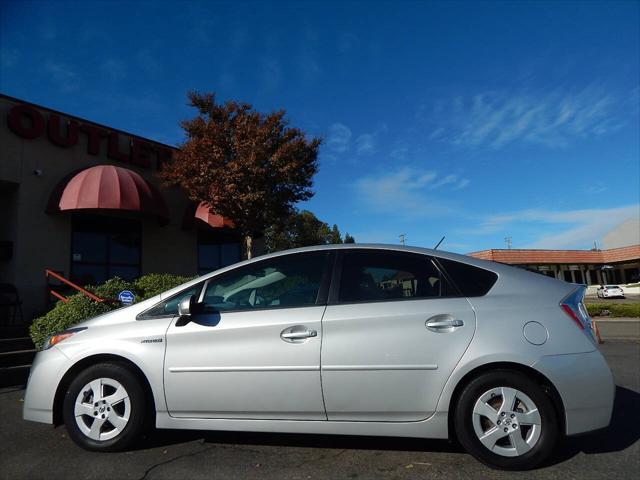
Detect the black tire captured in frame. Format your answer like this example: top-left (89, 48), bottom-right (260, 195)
top-left (454, 370), bottom-right (559, 470)
top-left (63, 362), bottom-right (147, 452)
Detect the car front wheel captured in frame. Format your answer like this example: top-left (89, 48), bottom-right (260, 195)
top-left (63, 362), bottom-right (147, 451)
top-left (454, 370), bottom-right (559, 470)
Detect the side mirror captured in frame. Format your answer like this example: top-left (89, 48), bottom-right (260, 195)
top-left (178, 295), bottom-right (194, 317)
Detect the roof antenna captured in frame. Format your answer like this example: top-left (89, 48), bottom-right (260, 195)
top-left (434, 236), bottom-right (445, 250)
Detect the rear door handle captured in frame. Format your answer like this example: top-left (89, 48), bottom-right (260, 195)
top-left (280, 326), bottom-right (318, 343)
top-left (426, 315), bottom-right (464, 332)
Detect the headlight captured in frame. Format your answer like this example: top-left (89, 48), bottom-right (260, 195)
top-left (42, 327), bottom-right (87, 350)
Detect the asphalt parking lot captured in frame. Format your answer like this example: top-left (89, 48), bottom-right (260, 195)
top-left (1, 341), bottom-right (638, 480)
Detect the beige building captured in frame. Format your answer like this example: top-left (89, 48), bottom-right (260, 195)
top-left (0, 94), bottom-right (244, 324)
top-left (468, 246), bottom-right (640, 286)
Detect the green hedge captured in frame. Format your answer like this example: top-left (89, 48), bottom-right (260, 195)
top-left (30, 274), bottom-right (193, 349)
top-left (586, 302), bottom-right (640, 318)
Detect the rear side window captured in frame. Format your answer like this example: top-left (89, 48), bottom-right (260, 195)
top-left (436, 258), bottom-right (498, 297)
top-left (338, 250), bottom-right (456, 303)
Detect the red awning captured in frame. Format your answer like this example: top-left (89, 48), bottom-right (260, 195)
top-left (48, 165), bottom-right (169, 221)
top-left (182, 202), bottom-right (234, 230)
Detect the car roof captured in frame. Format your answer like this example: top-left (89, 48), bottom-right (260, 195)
top-left (248, 243), bottom-right (505, 271)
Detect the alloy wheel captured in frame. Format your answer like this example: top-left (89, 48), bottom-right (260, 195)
top-left (471, 386), bottom-right (542, 457)
top-left (74, 377), bottom-right (131, 441)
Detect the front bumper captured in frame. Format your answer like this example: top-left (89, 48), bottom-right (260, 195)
top-left (533, 349), bottom-right (615, 436)
top-left (23, 347), bottom-right (71, 424)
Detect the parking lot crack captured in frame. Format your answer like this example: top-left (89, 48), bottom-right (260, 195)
top-left (137, 442), bottom-right (215, 480)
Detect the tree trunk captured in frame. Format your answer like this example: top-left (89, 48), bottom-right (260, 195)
top-left (244, 235), bottom-right (253, 260)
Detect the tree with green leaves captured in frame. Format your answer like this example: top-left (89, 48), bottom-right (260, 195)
top-left (264, 210), bottom-right (355, 252)
top-left (161, 92), bottom-right (322, 259)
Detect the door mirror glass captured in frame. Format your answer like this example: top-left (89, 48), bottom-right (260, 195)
top-left (178, 295), bottom-right (194, 316)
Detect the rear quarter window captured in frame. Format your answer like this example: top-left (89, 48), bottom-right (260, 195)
top-left (436, 258), bottom-right (498, 297)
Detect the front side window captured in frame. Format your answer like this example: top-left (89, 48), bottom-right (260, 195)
top-left (338, 250), bottom-right (454, 303)
top-left (200, 252), bottom-right (329, 312)
top-left (139, 284), bottom-right (202, 319)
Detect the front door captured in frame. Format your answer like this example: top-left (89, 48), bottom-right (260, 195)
top-left (163, 251), bottom-right (332, 420)
top-left (321, 249), bottom-right (476, 421)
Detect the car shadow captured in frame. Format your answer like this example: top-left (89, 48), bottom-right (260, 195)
top-left (137, 428), bottom-right (462, 455)
top-left (549, 385), bottom-right (640, 465)
top-left (135, 385), bottom-right (639, 466)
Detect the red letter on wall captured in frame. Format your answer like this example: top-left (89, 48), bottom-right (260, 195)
top-left (7, 105), bottom-right (45, 139)
top-left (79, 124), bottom-right (107, 155)
top-left (48, 114), bottom-right (79, 147)
top-left (130, 139), bottom-right (153, 168)
top-left (108, 132), bottom-right (131, 163)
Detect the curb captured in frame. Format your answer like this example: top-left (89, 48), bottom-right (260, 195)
top-left (593, 317), bottom-right (640, 341)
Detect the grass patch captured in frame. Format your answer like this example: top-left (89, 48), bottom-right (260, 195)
top-left (586, 302), bottom-right (640, 318)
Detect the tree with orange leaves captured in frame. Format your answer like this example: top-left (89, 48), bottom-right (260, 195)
top-left (161, 92), bottom-right (322, 259)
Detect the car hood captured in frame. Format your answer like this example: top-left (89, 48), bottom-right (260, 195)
top-left (73, 294), bottom-right (162, 329)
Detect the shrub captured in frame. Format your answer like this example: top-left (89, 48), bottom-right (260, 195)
top-left (134, 273), bottom-right (194, 300)
top-left (30, 273), bottom-right (193, 348)
top-left (586, 302), bottom-right (640, 318)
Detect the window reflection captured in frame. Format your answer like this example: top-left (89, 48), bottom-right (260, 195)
top-left (71, 216), bottom-right (141, 286)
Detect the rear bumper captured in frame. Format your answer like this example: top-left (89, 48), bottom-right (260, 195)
top-left (23, 347), bottom-right (71, 424)
top-left (533, 349), bottom-right (615, 436)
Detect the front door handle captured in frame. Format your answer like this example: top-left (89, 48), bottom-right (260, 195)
top-left (426, 314), bottom-right (464, 332)
top-left (280, 326), bottom-right (318, 343)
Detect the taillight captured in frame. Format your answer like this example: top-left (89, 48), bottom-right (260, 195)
top-left (560, 287), bottom-right (597, 342)
top-left (561, 303), bottom-right (584, 330)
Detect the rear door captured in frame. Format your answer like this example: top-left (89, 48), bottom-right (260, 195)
top-left (320, 249), bottom-right (476, 421)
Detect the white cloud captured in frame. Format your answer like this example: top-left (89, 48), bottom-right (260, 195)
top-left (463, 205), bottom-right (639, 249)
top-left (423, 86), bottom-right (631, 149)
top-left (260, 56), bottom-right (282, 91)
top-left (354, 168), bottom-right (468, 218)
top-left (337, 32), bottom-right (359, 54)
top-left (101, 58), bottom-right (126, 82)
top-left (326, 123), bottom-right (352, 153)
top-left (355, 133), bottom-right (375, 155)
top-left (45, 61), bottom-right (79, 92)
top-left (0, 47), bottom-right (18, 69)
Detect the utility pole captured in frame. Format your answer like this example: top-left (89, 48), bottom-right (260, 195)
top-left (504, 236), bottom-right (512, 249)
top-left (399, 234), bottom-right (406, 246)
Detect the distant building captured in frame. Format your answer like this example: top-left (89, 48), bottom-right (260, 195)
top-left (468, 246), bottom-right (640, 285)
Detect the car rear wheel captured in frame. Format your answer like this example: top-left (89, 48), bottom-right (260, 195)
top-left (454, 370), bottom-right (559, 470)
top-left (63, 362), bottom-right (146, 451)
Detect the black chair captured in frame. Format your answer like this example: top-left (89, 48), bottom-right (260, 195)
top-left (0, 283), bottom-right (24, 326)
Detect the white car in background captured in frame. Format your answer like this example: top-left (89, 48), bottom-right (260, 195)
top-left (596, 285), bottom-right (625, 298)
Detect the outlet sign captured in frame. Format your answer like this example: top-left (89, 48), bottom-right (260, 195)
top-left (6, 103), bottom-right (173, 170)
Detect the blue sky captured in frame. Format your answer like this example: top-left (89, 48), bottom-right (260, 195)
top-left (1, 0), bottom-right (638, 252)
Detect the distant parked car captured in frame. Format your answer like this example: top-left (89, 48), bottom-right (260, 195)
top-left (597, 285), bottom-right (625, 298)
top-left (23, 245), bottom-right (614, 470)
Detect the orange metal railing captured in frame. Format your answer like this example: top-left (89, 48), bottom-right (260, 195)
top-left (45, 269), bottom-right (106, 304)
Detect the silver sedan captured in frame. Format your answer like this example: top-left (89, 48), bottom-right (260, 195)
top-left (23, 245), bottom-right (614, 470)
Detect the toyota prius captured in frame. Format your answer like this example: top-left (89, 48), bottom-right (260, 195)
top-left (23, 245), bottom-right (614, 470)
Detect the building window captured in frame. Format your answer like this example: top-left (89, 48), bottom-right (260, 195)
top-left (573, 270), bottom-right (584, 284)
top-left (71, 216), bottom-right (141, 286)
top-left (625, 268), bottom-right (639, 284)
top-left (197, 230), bottom-right (241, 276)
